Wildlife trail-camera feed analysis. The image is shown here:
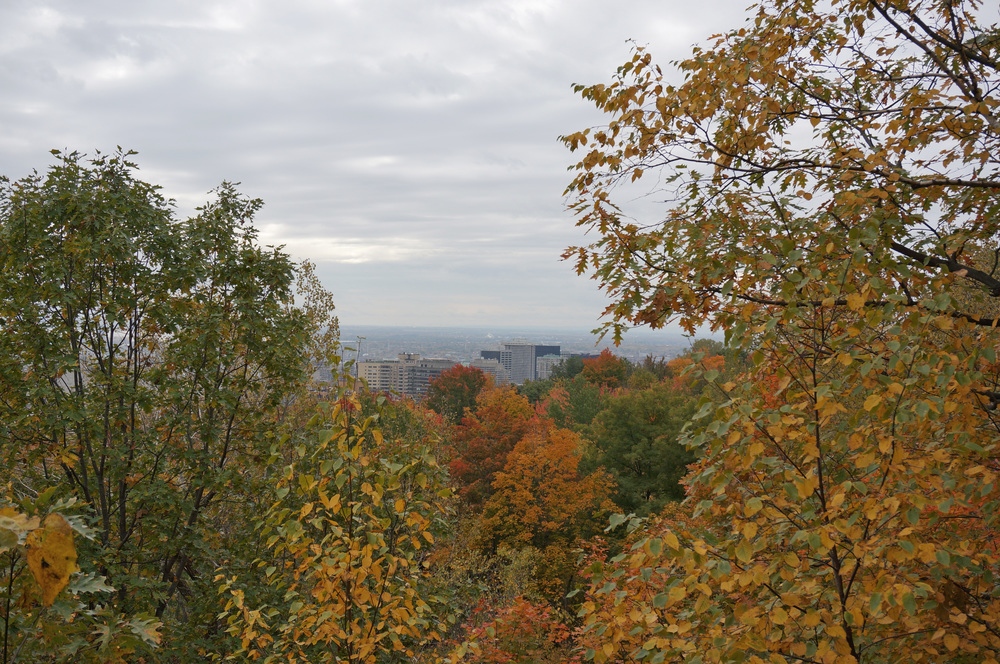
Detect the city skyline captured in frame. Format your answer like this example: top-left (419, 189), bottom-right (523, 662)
top-left (339, 323), bottom-right (693, 364)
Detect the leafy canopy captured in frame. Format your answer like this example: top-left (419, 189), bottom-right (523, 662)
top-left (565, 0), bottom-right (1000, 663)
top-left (0, 149), bottom-right (332, 661)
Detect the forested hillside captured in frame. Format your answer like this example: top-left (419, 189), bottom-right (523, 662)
top-left (2, 0), bottom-right (999, 662)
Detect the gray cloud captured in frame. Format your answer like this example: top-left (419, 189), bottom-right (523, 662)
top-left (0, 0), bottom-right (751, 329)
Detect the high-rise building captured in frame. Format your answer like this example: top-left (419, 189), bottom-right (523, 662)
top-left (358, 353), bottom-right (457, 399)
top-left (535, 353), bottom-right (564, 380)
top-left (479, 342), bottom-right (561, 385)
top-left (470, 358), bottom-right (510, 385)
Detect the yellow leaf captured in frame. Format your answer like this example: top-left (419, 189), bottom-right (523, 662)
top-left (0, 508), bottom-right (40, 532)
top-left (863, 394), bottom-right (882, 411)
top-left (944, 633), bottom-right (959, 650)
top-left (26, 514), bottom-right (77, 606)
top-left (847, 293), bottom-right (866, 311)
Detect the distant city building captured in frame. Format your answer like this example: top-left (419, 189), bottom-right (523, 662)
top-left (312, 363), bottom-right (336, 383)
top-left (358, 353), bottom-right (457, 399)
top-left (534, 345), bottom-right (560, 358)
top-left (479, 341), bottom-right (561, 385)
top-left (469, 358), bottom-right (510, 385)
top-left (535, 354), bottom-right (564, 381)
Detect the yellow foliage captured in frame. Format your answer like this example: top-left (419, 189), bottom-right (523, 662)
top-left (25, 513), bottom-right (78, 606)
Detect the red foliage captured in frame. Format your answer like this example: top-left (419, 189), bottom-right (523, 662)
top-left (426, 365), bottom-right (492, 424)
top-left (580, 349), bottom-right (628, 389)
top-left (463, 597), bottom-right (579, 664)
top-left (447, 386), bottom-right (536, 507)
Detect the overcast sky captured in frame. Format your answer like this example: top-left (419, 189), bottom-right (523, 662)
top-left (0, 0), bottom-right (753, 331)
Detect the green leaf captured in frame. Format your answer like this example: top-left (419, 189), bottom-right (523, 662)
top-left (870, 592), bottom-right (883, 613)
top-left (0, 527), bottom-right (16, 552)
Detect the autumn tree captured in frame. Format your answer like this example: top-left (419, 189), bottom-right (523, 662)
top-left (425, 365), bottom-right (492, 424)
top-left (480, 423), bottom-right (615, 570)
top-left (447, 386), bottom-right (536, 507)
top-left (564, 0), bottom-right (1000, 662)
top-left (456, 596), bottom-right (577, 664)
top-left (219, 391), bottom-right (452, 664)
top-left (580, 349), bottom-right (630, 389)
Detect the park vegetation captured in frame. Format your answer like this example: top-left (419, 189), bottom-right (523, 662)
top-left (1, 0), bottom-right (998, 662)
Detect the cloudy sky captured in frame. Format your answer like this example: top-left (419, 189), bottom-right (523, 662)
top-left (0, 0), bottom-right (752, 331)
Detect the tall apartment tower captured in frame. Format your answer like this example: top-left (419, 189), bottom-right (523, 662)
top-left (500, 342), bottom-right (536, 385)
top-left (480, 342), bottom-right (562, 385)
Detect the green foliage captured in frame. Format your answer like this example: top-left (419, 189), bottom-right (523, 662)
top-left (549, 356), bottom-right (584, 380)
top-left (219, 391), bottom-right (453, 663)
top-left (0, 150), bottom-right (331, 660)
top-left (543, 374), bottom-right (607, 431)
top-left (583, 382), bottom-right (696, 515)
top-left (516, 378), bottom-right (555, 405)
top-left (1, 493), bottom-right (161, 664)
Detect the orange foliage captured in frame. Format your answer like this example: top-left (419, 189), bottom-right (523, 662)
top-left (479, 422), bottom-right (616, 598)
top-left (483, 424), bottom-right (616, 550)
top-left (461, 596), bottom-right (579, 664)
top-left (447, 386), bottom-right (536, 507)
top-left (581, 349), bottom-right (628, 389)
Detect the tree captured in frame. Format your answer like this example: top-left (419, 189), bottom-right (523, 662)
top-left (480, 423), bottom-right (615, 601)
top-left (581, 349), bottom-right (630, 390)
top-left (542, 375), bottom-right (607, 432)
top-left (549, 356), bottom-right (585, 381)
top-left (0, 493), bottom-right (161, 664)
top-left (583, 382), bottom-right (696, 515)
top-left (425, 365), bottom-right (492, 424)
top-left (218, 391), bottom-right (452, 664)
top-left (447, 386), bottom-right (536, 508)
top-left (563, 0), bottom-right (1000, 342)
top-left (0, 150), bottom-right (329, 659)
top-left (564, 0), bottom-right (1000, 662)
top-left (456, 596), bottom-right (576, 664)
top-left (516, 378), bottom-right (556, 405)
